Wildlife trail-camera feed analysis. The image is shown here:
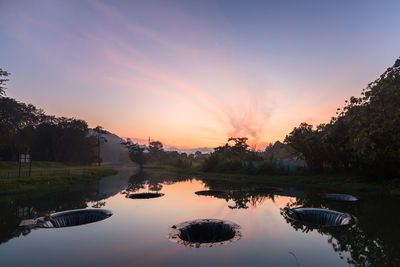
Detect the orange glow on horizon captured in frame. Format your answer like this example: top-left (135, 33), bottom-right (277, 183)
top-left (2, 0), bottom-right (385, 150)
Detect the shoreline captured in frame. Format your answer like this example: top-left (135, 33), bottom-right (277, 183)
top-left (143, 165), bottom-right (400, 198)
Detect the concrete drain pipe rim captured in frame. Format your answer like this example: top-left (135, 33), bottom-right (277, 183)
top-left (36, 208), bottom-right (113, 228)
top-left (195, 190), bottom-right (229, 196)
top-left (168, 219), bottom-right (241, 248)
top-left (283, 207), bottom-right (356, 227)
top-left (318, 193), bottom-right (359, 201)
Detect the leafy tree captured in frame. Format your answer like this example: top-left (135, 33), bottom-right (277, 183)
top-left (342, 57), bottom-right (400, 176)
top-left (0, 71), bottom-right (104, 164)
top-left (0, 68), bottom-right (10, 96)
top-left (285, 56), bottom-right (400, 178)
top-left (93, 126), bottom-right (108, 166)
top-left (195, 151), bottom-right (203, 158)
top-left (148, 141), bottom-right (163, 153)
top-left (31, 117), bottom-right (97, 164)
top-left (148, 140), bottom-right (164, 161)
top-left (0, 98), bottom-right (97, 164)
top-left (228, 137), bottom-right (249, 154)
top-left (0, 97), bottom-right (44, 160)
top-left (123, 138), bottom-right (146, 169)
top-left (284, 123), bottom-right (327, 172)
top-left (202, 137), bottom-right (264, 172)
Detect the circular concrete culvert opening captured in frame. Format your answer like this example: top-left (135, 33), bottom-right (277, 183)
top-left (37, 209), bottom-right (112, 228)
top-left (127, 192), bottom-right (165, 199)
top-left (283, 208), bottom-right (355, 227)
top-left (319, 193), bottom-right (358, 201)
top-left (195, 190), bottom-right (228, 198)
top-left (168, 219), bottom-right (241, 248)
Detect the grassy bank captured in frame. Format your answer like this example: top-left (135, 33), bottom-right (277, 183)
top-left (0, 161), bottom-right (118, 195)
top-left (143, 164), bottom-right (400, 198)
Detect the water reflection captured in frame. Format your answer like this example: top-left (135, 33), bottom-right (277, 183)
top-left (198, 180), bottom-right (286, 209)
top-left (195, 189), bottom-right (276, 209)
top-left (0, 191), bottom-right (88, 244)
top-left (0, 168), bottom-right (399, 266)
top-left (123, 170), bottom-right (190, 194)
top-left (0, 166), bottom-right (134, 245)
top-left (91, 201), bottom-right (106, 208)
top-left (280, 192), bottom-right (400, 266)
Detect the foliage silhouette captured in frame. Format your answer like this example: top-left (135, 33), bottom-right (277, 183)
top-left (0, 68), bottom-right (10, 96)
top-left (285, 57), bottom-right (400, 178)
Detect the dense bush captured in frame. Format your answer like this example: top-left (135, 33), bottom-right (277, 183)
top-left (199, 137), bottom-right (285, 175)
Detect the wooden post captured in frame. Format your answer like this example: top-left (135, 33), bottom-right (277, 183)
top-left (28, 158), bottom-right (32, 177)
top-left (18, 155), bottom-right (21, 178)
top-left (97, 132), bottom-right (101, 166)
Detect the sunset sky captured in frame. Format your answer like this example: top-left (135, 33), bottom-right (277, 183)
top-left (1, 0), bottom-right (400, 149)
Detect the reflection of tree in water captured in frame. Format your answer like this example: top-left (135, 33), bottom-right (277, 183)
top-left (126, 180), bottom-right (163, 193)
top-left (128, 171), bottom-right (279, 209)
top-left (1, 168), bottom-right (189, 246)
top-left (197, 178), bottom-right (280, 209)
top-left (196, 190), bottom-right (272, 209)
top-left (125, 174), bottom-right (163, 193)
top-left (125, 182), bottom-right (145, 193)
top-left (225, 190), bottom-right (276, 209)
top-left (125, 170), bottom-right (192, 194)
top-left (0, 182), bottom-right (111, 246)
top-left (281, 194), bottom-right (400, 266)
top-left (148, 183), bottom-right (163, 192)
top-left (91, 201), bottom-right (106, 208)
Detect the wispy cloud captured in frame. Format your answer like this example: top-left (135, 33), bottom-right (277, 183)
top-left (85, 1), bottom-right (277, 147)
top-left (3, 0), bottom-right (375, 149)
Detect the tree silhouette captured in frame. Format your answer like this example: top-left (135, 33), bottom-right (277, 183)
top-left (284, 56), bottom-right (400, 178)
top-left (93, 126), bottom-right (107, 166)
top-left (0, 68), bottom-right (10, 96)
top-left (148, 140), bottom-right (164, 161)
top-left (123, 138), bottom-right (146, 169)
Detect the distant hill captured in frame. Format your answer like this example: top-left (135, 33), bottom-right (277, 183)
top-left (89, 130), bottom-right (214, 164)
top-left (163, 147), bottom-right (214, 154)
top-left (89, 129), bottom-right (130, 165)
top-left (125, 137), bottom-right (214, 154)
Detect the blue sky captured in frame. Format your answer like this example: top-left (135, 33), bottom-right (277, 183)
top-left (1, 0), bottom-right (399, 148)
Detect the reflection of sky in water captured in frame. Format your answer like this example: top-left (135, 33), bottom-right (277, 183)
top-left (0, 176), bottom-right (369, 266)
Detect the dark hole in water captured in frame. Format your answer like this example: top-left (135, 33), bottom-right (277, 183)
top-left (284, 208), bottom-right (354, 227)
top-left (169, 219), bottom-right (241, 247)
top-left (127, 192), bottom-right (164, 199)
top-left (179, 222), bottom-right (235, 243)
top-left (40, 209), bottom-right (112, 228)
top-left (195, 190), bottom-right (228, 197)
top-left (319, 193), bottom-right (358, 201)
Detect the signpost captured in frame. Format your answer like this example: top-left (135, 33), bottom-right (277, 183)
top-left (18, 154), bottom-right (32, 177)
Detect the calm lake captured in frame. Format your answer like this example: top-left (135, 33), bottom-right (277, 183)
top-left (0, 166), bottom-right (399, 266)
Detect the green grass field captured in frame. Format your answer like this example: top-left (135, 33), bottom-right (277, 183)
top-left (0, 161), bottom-right (71, 170)
top-left (0, 161), bottom-right (118, 195)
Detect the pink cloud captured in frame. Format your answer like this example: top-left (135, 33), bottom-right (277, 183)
top-left (2, 0), bottom-right (279, 148)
